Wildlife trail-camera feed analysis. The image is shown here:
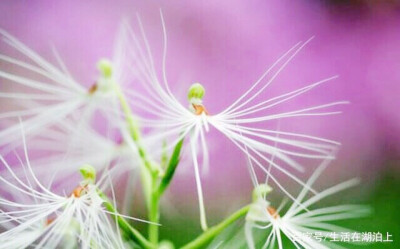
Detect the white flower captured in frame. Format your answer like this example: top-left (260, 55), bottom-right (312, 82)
top-left (0, 134), bottom-right (150, 249)
top-left (12, 118), bottom-right (141, 179)
top-left (0, 26), bottom-right (133, 154)
top-left (118, 12), bottom-right (347, 230)
top-left (245, 160), bottom-right (370, 249)
top-left (4, 118), bottom-right (164, 214)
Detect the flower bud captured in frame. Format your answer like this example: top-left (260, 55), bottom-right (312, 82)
top-left (252, 184), bottom-right (272, 202)
top-left (79, 164), bottom-right (96, 184)
top-left (97, 59), bottom-right (113, 79)
top-left (188, 83), bottom-right (205, 104)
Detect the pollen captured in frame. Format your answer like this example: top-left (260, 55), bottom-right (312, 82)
top-left (72, 184), bottom-right (88, 198)
top-left (267, 206), bottom-right (279, 219)
top-left (192, 104), bottom-right (209, 116)
top-left (88, 83), bottom-right (98, 94)
top-left (45, 217), bottom-right (55, 226)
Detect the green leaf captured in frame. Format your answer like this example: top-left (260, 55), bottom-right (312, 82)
top-left (158, 138), bottom-right (184, 195)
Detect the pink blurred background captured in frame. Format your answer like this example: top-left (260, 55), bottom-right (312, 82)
top-left (0, 0), bottom-right (399, 228)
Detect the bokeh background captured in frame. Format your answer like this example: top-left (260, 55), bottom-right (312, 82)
top-left (0, 0), bottom-right (399, 248)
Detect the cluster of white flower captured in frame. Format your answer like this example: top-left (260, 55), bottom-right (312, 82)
top-left (0, 12), bottom-right (367, 249)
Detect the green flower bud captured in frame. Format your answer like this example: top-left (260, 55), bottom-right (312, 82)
top-left (79, 164), bottom-right (96, 184)
top-left (188, 83), bottom-right (205, 103)
top-left (252, 184), bottom-right (272, 202)
top-left (97, 59), bottom-right (113, 79)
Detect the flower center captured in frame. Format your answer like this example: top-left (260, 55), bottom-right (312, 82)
top-left (88, 83), bottom-right (98, 94)
top-left (45, 217), bottom-right (55, 226)
top-left (72, 184), bottom-right (88, 198)
top-left (87, 59), bottom-right (115, 95)
top-left (192, 104), bottom-right (209, 116)
top-left (267, 206), bottom-right (279, 219)
top-left (188, 83), bottom-right (209, 115)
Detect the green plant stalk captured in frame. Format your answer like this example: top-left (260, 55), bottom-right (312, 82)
top-left (181, 205), bottom-right (250, 249)
top-left (140, 163), bottom-right (153, 210)
top-left (149, 138), bottom-right (184, 244)
top-left (149, 177), bottom-right (161, 244)
top-left (114, 84), bottom-right (160, 175)
top-left (113, 84), bottom-right (162, 245)
top-left (98, 190), bottom-right (155, 249)
top-left (149, 138), bottom-right (185, 244)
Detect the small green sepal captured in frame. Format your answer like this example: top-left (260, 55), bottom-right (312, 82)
top-left (79, 164), bottom-right (96, 184)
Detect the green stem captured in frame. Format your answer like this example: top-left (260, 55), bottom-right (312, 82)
top-left (114, 84), bottom-right (160, 175)
top-left (98, 191), bottom-right (155, 249)
top-left (113, 83), bottom-right (185, 247)
top-left (114, 84), bottom-right (162, 246)
top-left (149, 138), bottom-right (184, 244)
top-left (180, 205), bottom-right (250, 249)
top-left (149, 179), bottom-right (161, 244)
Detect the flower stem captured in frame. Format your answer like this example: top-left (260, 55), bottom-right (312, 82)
top-left (113, 83), bottom-right (185, 247)
top-left (148, 137), bottom-right (185, 244)
top-left (181, 205), bottom-right (250, 249)
top-left (114, 84), bottom-right (163, 246)
top-left (114, 84), bottom-right (160, 175)
top-left (149, 179), bottom-right (161, 244)
top-left (98, 190), bottom-right (155, 249)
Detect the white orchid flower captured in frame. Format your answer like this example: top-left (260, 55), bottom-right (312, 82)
top-left (0, 24), bottom-right (135, 155)
top-left (245, 159), bottom-right (370, 249)
top-left (0, 133), bottom-right (152, 249)
top-left (118, 12), bottom-right (347, 230)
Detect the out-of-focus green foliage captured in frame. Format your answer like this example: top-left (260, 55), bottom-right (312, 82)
top-left (342, 169), bottom-right (400, 249)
